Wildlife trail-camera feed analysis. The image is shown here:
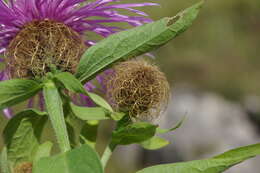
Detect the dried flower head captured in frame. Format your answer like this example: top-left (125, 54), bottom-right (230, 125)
top-left (14, 162), bottom-right (32, 173)
top-left (6, 20), bottom-right (86, 78)
top-left (106, 60), bottom-right (170, 121)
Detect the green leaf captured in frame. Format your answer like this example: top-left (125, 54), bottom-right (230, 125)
top-left (70, 102), bottom-right (109, 121)
top-left (140, 136), bottom-right (169, 150)
top-left (0, 79), bottom-right (42, 110)
top-left (0, 147), bottom-right (11, 173)
top-left (55, 72), bottom-right (113, 112)
top-left (43, 80), bottom-right (71, 152)
top-left (139, 117), bottom-right (185, 151)
top-left (110, 112), bottom-right (125, 121)
top-left (33, 144), bottom-right (103, 173)
top-left (76, 1), bottom-right (203, 82)
top-left (87, 92), bottom-right (113, 112)
top-left (156, 116), bottom-right (186, 134)
top-left (33, 142), bottom-right (53, 164)
top-left (79, 121), bottom-right (99, 148)
top-left (55, 72), bottom-right (86, 94)
top-left (112, 122), bottom-right (157, 145)
top-left (3, 109), bottom-right (47, 166)
top-left (136, 143), bottom-right (260, 173)
top-left (139, 116), bottom-right (185, 150)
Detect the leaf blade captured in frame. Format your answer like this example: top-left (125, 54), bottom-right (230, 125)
top-left (136, 143), bottom-right (260, 173)
top-left (33, 144), bottom-right (103, 173)
top-left (33, 142), bottom-right (53, 164)
top-left (70, 103), bottom-right (109, 121)
top-left (0, 79), bottom-right (42, 110)
top-left (140, 136), bottom-right (169, 150)
top-left (76, 1), bottom-right (203, 82)
top-left (156, 116), bottom-right (186, 134)
top-left (112, 122), bottom-right (157, 145)
top-left (55, 72), bottom-right (113, 112)
top-left (3, 109), bottom-right (47, 166)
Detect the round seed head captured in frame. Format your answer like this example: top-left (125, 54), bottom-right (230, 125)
top-left (6, 20), bottom-right (86, 78)
top-left (106, 60), bottom-right (170, 121)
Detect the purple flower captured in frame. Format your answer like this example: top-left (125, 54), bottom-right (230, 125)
top-left (0, 0), bottom-right (157, 118)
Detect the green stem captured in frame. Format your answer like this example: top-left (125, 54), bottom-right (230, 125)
top-left (101, 142), bottom-right (117, 169)
top-left (43, 80), bottom-right (71, 153)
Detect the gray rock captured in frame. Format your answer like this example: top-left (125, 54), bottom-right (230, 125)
top-left (159, 85), bottom-right (260, 173)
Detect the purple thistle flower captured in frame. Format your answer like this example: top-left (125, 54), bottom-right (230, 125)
top-left (0, 0), bottom-right (157, 118)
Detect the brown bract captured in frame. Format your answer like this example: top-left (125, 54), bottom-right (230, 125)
top-left (14, 162), bottom-right (32, 173)
top-left (6, 20), bottom-right (86, 78)
top-left (106, 60), bottom-right (170, 121)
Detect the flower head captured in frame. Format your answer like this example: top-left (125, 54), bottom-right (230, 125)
top-left (106, 59), bottom-right (170, 121)
top-left (6, 20), bottom-right (86, 78)
top-left (0, 0), bottom-right (157, 118)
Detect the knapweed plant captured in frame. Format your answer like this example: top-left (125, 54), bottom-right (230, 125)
top-left (0, 0), bottom-right (259, 173)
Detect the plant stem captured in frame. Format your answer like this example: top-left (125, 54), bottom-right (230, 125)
top-left (101, 142), bottom-right (117, 169)
top-left (43, 80), bottom-right (71, 153)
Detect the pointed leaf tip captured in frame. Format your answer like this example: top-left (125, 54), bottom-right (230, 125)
top-left (76, 2), bottom-right (204, 83)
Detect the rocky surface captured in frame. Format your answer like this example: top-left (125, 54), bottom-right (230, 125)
top-left (156, 86), bottom-right (260, 172)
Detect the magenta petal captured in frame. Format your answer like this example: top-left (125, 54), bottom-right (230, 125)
top-left (3, 108), bottom-right (13, 119)
top-left (0, 0), bottom-right (157, 52)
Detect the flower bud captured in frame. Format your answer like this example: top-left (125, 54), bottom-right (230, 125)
top-left (106, 60), bottom-right (170, 121)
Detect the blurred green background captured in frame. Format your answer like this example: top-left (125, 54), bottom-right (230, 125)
top-left (1, 0), bottom-right (260, 172)
top-left (151, 0), bottom-right (260, 101)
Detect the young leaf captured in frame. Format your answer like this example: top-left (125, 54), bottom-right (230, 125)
top-left (55, 72), bottom-right (86, 94)
top-left (87, 92), bottom-right (113, 112)
top-left (140, 136), bottom-right (169, 150)
top-left (55, 72), bottom-right (113, 112)
top-left (140, 117), bottom-right (185, 150)
top-left (43, 80), bottom-right (71, 152)
top-left (136, 143), bottom-right (260, 173)
top-left (33, 144), bottom-right (103, 173)
top-left (0, 79), bottom-right (42, 110)
top-left (111, 122), bottom-right (157, 145)
top-left (0, 147), bottom-right (11, 173)
top-left (156, 116), bottom-right (186, 134)
top-left (33, 142), bottom-right (53, 164)
top-left (3, 109), bottom-right (47, 166)
top-left (110, 112), bottom-right (125, 121)
top-left (76, 1), bottom-right (204, 82)
top-left (70, 102), bottom-right (109, 121)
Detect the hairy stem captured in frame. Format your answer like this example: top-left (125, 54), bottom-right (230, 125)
top-left (43, 80), bottom-right (71, 153)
